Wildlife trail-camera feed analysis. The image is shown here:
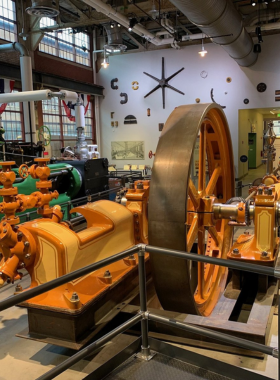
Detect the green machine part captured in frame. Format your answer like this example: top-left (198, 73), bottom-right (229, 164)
top-left (0, 163), bottom-right (82, 221)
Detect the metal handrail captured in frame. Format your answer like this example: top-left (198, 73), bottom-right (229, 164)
top-left (0, 245), bottom-right (139, 312)
top-left (0, 243), bottom-right (278, 380)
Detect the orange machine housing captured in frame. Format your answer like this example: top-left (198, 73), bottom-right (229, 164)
top-left (0, 160), bottom-right (149, 336)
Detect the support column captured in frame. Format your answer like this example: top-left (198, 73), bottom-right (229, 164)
top-left (20, 56), bottom-right (37, 144)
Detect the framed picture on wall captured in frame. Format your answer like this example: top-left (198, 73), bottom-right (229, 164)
top-left (111, 141), bottom-right (145, 160)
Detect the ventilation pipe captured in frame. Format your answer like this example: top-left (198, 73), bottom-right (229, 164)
top-left (103, 22), bottom-right (127, 51)
top-left (0, 43), bottom-right (37, 143)
top-left (25, 0), bottom-right (59, 17)
top-left (167, 0), bottom-right (258, 67)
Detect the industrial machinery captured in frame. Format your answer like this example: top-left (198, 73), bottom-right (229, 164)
top-left (0, 104), bottom-right (278, 347)
top-left (148, 104), bottom-right (279, 318)
top-left (0, 158), bottom-right (149, 346)
top-left (251, 120), bottom-right (280, 187)
top-left (0, 158), bottom-right (110, 221)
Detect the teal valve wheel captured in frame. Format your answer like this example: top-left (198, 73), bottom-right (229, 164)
top-left (38, 125), bottom-right (51, 146)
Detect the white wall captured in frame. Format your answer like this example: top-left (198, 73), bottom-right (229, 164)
top-left (97, 34), bottom-right (280, 178)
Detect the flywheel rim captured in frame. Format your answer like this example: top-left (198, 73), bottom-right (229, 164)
top-left (148, 103), bottom-right (235, 316)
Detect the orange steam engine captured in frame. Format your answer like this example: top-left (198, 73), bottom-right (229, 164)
top-left (0, 158), bottom-right (149, 348)
top-left (1, 157), bottom-right (280, 347)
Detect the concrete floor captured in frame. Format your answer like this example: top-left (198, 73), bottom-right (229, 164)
top-left (0, 275), bottom-right (138, 380)
top-left (0, 164), bottom-right (278, 380)
top-left (0, 274), bottom-right (278, 379)
top-left (173, 315), bottom-right (278, 380)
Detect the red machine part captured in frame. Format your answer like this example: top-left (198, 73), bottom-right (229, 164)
top-left (148, 150), bottom-right (155, 159)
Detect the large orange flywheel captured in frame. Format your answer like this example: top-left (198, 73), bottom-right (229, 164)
top-left (148, 104), bottom-right (235, 316)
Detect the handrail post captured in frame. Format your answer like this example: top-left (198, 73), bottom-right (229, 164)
top-left (136, 244), bottom-right (155, 361)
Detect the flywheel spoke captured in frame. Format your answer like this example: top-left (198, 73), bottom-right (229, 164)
top-left (206, 166), bottom-right (221, 196)
top-left (188, 179), bottom-right (199, 209)
top-left (187, 215), bottom-right (198, 252)
top-left (208, 226), bottom-right (221, 247)
top-left (197, 227), bottom-right (205, 299)
top-left (198, 124), bottom-right (206, 194)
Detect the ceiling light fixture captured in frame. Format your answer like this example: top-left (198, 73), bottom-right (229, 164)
top-left (149, 0), bottom-right (159, 20)
top-left (198, 38), bottom-right (207, 57)
top-left (101, 49), bottom-right (109, 69)
top-left (251, 0), bottom-right (256, 5)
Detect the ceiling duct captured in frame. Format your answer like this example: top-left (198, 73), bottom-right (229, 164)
top-left (26, 0), bottom-right (59, 17)
top-left (168, 0), bottom-right (258, 67)
top-left (103, 22), bottom-right (127, 52)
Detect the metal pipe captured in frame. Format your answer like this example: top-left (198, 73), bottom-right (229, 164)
top-left (0, 151), bottom-right (37, 159)
top-left (245, 191), bottom-right (256, 202)
top-left (138, 246), bottom-right (150, 357)
top-left (20, 56), bottom-right (37, 144)
top-left (245, 9), bottom-right (280, 26)
top-left (246, 22), bottom-right (280, 33)
top-left (14, 170), bottom-right (68, 184)
top-left (148, 312), bottom-right (276, 357)
top-left (36, 313), bottom-right (142, 380)
top-left (29, 19), bottom-right (104, 34)
top-left (69, 215), bottom-right (85, 227)
top-left (0, 42), bottom-right (28, 56)
top-left (17, 186), bottom-right (122, 221)
top-left (167, 0), bottom-right (257, 67)
top-left (0, 90), bottom-right (52, 103)
top-left (145, 245), bottom-right (275, 277)
top-left (0, 90), bottom-right (78, 104)
top-left (0, 245), bottom-right (139, 312)
top-left (80, 0), bottom-right (175, 47)
top-left (0, 42), bottom-right (38, 144)
top-left (267, 155), bottom-right (274, 176)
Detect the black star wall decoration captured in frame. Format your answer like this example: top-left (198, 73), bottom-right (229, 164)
top-left (143, 57), bottom-right (185, 109)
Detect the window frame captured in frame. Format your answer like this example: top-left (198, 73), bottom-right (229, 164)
top-left (0, 0), bottom-right (17, 42)
top-left (39, 18), bottom-right (91, 67)
top-left (1, 88), bottom-right (25, 142)
top-left (41, 98), bottom-right (96, 156)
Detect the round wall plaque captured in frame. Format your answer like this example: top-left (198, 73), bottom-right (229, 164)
top-left (257, 83), bottom-right (267, 92)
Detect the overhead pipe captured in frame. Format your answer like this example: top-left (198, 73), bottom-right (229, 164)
top-left (81, 0), bottom-right (176, 46)
top-left (0, 89), bottom-right (78, 103)
top-left (167, 0), bottom-right (258, 67)
top-left (244, 9), bottom-right (280, 26)
top-left (165, 18), bottom-right (175, 34)
top-left (0, 42), bottom-right (28, 56)
top-left (0, 42), bottom-right (37, 143)
top-left (246, 22), bottom-right (280, 33)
